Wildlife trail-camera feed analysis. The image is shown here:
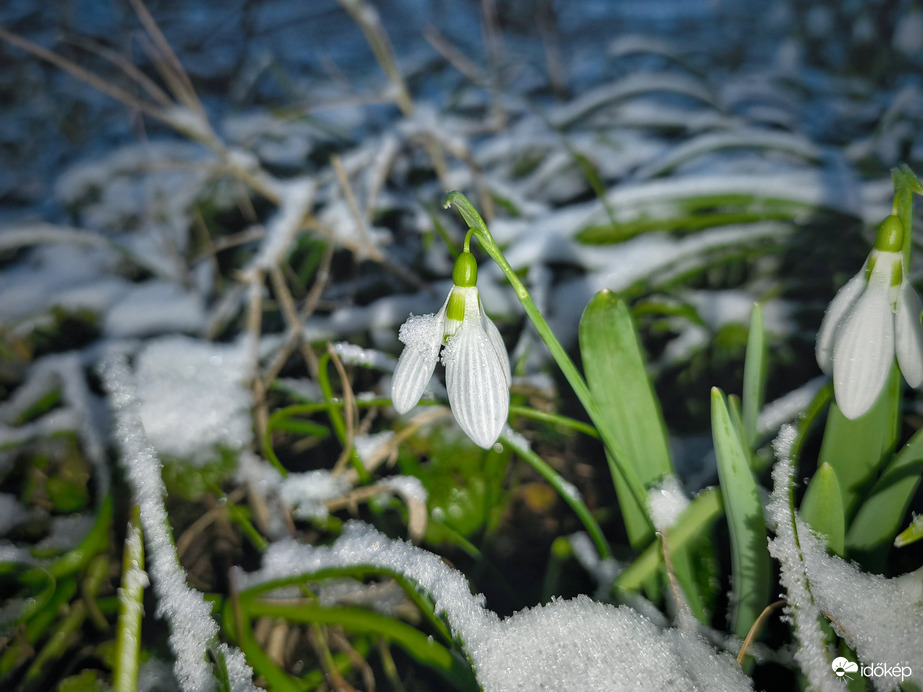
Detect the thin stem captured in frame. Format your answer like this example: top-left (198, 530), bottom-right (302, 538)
top-left (501, 432), bottom-right (612, 559)
top-left (336, 0), bottom-right (414, 116)
top-left (463, 227), bottom-right (476, 253)
top-left (317, 353), bottom-right (371, 483)
top-left (443, 191), bottom-right (651, 519)
top-left (509, 404), bottom-right (599, 439)
top-left (891, 165), bottom-right (923, 269)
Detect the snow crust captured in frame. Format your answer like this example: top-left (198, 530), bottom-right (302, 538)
top-left (101, 352), bottom-right (258, 692)
top-left (240, 522), bottom-right (751, 691)
top-left (768, 424), bottom-right (923, 692)
top-left (134, 336), bottom-right (252, 465)
top-left (278, 470), bottom-right (352, 521)
top-left (648, 475), bottom-right (690, 532)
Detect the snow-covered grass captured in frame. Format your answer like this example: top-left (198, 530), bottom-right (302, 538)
top-left (0, 1), bottom-right (921, 690)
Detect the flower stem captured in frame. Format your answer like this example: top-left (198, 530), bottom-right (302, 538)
top-left (463, 227), bottom-right (476, 253)
top-left (443, 191), bottom-right (651, 520)
top-left (501, 431), bottom-right (613, 559)
top-left (891, 164), bottom-right (923, 269)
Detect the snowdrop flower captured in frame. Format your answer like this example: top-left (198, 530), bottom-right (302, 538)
top-left (392, 251), bottom-right (511, 448)
top-left (816, 214), bottom-right (923, 418)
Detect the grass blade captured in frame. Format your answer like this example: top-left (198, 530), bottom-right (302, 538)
top-left (113, 508), bottom-right (147, 692)
top-left (799, 463), bottom-right (845, 556)
top-left (817, 366), bottom-right (900, 521)
top-left (711, 388), bottom-right (770, 641)
top-left (741, 303), bottom-right (767, 449)
top-left (846, 426), bottom-right (923, 569)
top-left (578, 290), bottom-right (673, 548)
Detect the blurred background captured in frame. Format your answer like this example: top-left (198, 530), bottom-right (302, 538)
top-left (3, 0), bottom-right (921, 224)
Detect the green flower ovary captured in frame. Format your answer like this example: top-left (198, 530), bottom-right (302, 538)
top-left (873, 214), bottom-right (904, 253)
top-left (452, 252), bottom-right (478, 288)
top-left (445, 253), bottom-right (479, 340)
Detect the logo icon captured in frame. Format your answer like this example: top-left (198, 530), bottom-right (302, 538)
top-left (832, 657), bottom-right (859, 678)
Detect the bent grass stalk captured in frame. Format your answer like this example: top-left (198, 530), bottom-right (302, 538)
top-left (232, 566), bottom-right (455, 647)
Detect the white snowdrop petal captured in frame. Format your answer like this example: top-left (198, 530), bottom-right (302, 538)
top-left (895, 280), bottom-right (923, 388)
top-left (482, 310), bottom-right (511, 387)
top-left (444, 320), bottom-right (510, 449)
top-left (392, 313), bottom-right (442, 414)
top-left (832, 266), bottom-right (894, 419)
top-left (816, 269), bottom-right (865, 374)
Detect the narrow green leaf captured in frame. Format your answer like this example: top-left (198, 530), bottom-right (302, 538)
top-left (741, 303), bottom-right (767, 448)
top-left (614, 487), bottom-right (723, 593)
top-left (209, 646), bottom-right (232, 692)
top-left (318, 352), bottom-right (370, 482)
top-left (711, 387), bottom-right (770, 641)
top-left (576, 209), bottom-right (795, 244)
top-left (579, 290), bottom-right (673, 549)
top-left (271, 417), bottom-right (331, 438)
top-left (572, 152), bottom-right (616, 225)
top-left (508, 404), bottom-right (600, 438)
top-left (818, 366), bottom-right (899, 521)
top-left (113, 508), bottom-right (145, 692)
top-left (250, 602), bottom-right (473, 685)
top-left (727, 394), bottom-right (746, 448)
top-left (57, 670), bottom-right (102, 692)
top-left (668, 542), bottom-right (711, 623)
top-left (800, 463), bottom-right (845, 556)
top-left (501, 432), bottom-right (612, 560)
top-left (846, 426), bottom-right (923, 567)
top-left (230, 608), bottom-right (302, 692)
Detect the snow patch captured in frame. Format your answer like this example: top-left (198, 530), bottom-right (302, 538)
top-left (648, 476), bottom-right (690, 532)
top-left (239, 522), bottom-right (751, 691)
top-left (101, 352), bottom-right (257, 692)
top-left (134, 336), bottom-right (252, 465)
top-left (278, 470), bottom-right (351, 521)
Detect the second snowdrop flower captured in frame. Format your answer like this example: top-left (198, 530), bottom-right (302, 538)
top-left (392, 250), bottom-right (511, 448)
top-left (816, 214), bottom-right (923, 419)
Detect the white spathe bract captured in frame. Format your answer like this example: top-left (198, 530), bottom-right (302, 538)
top-left (392, 284), bottom-right (511, 449)
top-left (816, 249), bottom-right (923, 419)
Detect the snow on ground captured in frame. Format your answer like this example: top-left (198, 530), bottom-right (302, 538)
top-left (133, 336), bottom-right (253, 465)
top-left (239, 521), bottom-right (752, 691)
top-left (101, 351), bottom-right (257, 692)
top-left (768, 427), bottom-right (923, 692)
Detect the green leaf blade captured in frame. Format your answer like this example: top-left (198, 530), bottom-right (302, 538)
top-left (818, 367), bottom-right (900, 521)
top-left (846, 426), bottom-right (923, 567)
top-left (711, 387), bottom-right (770, 641)
top-left (578, 290), bottom-right (673, 548)
top-left (741, 303), bottom-right (767, 449)
top-left (800, 462), bottom-right (845, 556)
